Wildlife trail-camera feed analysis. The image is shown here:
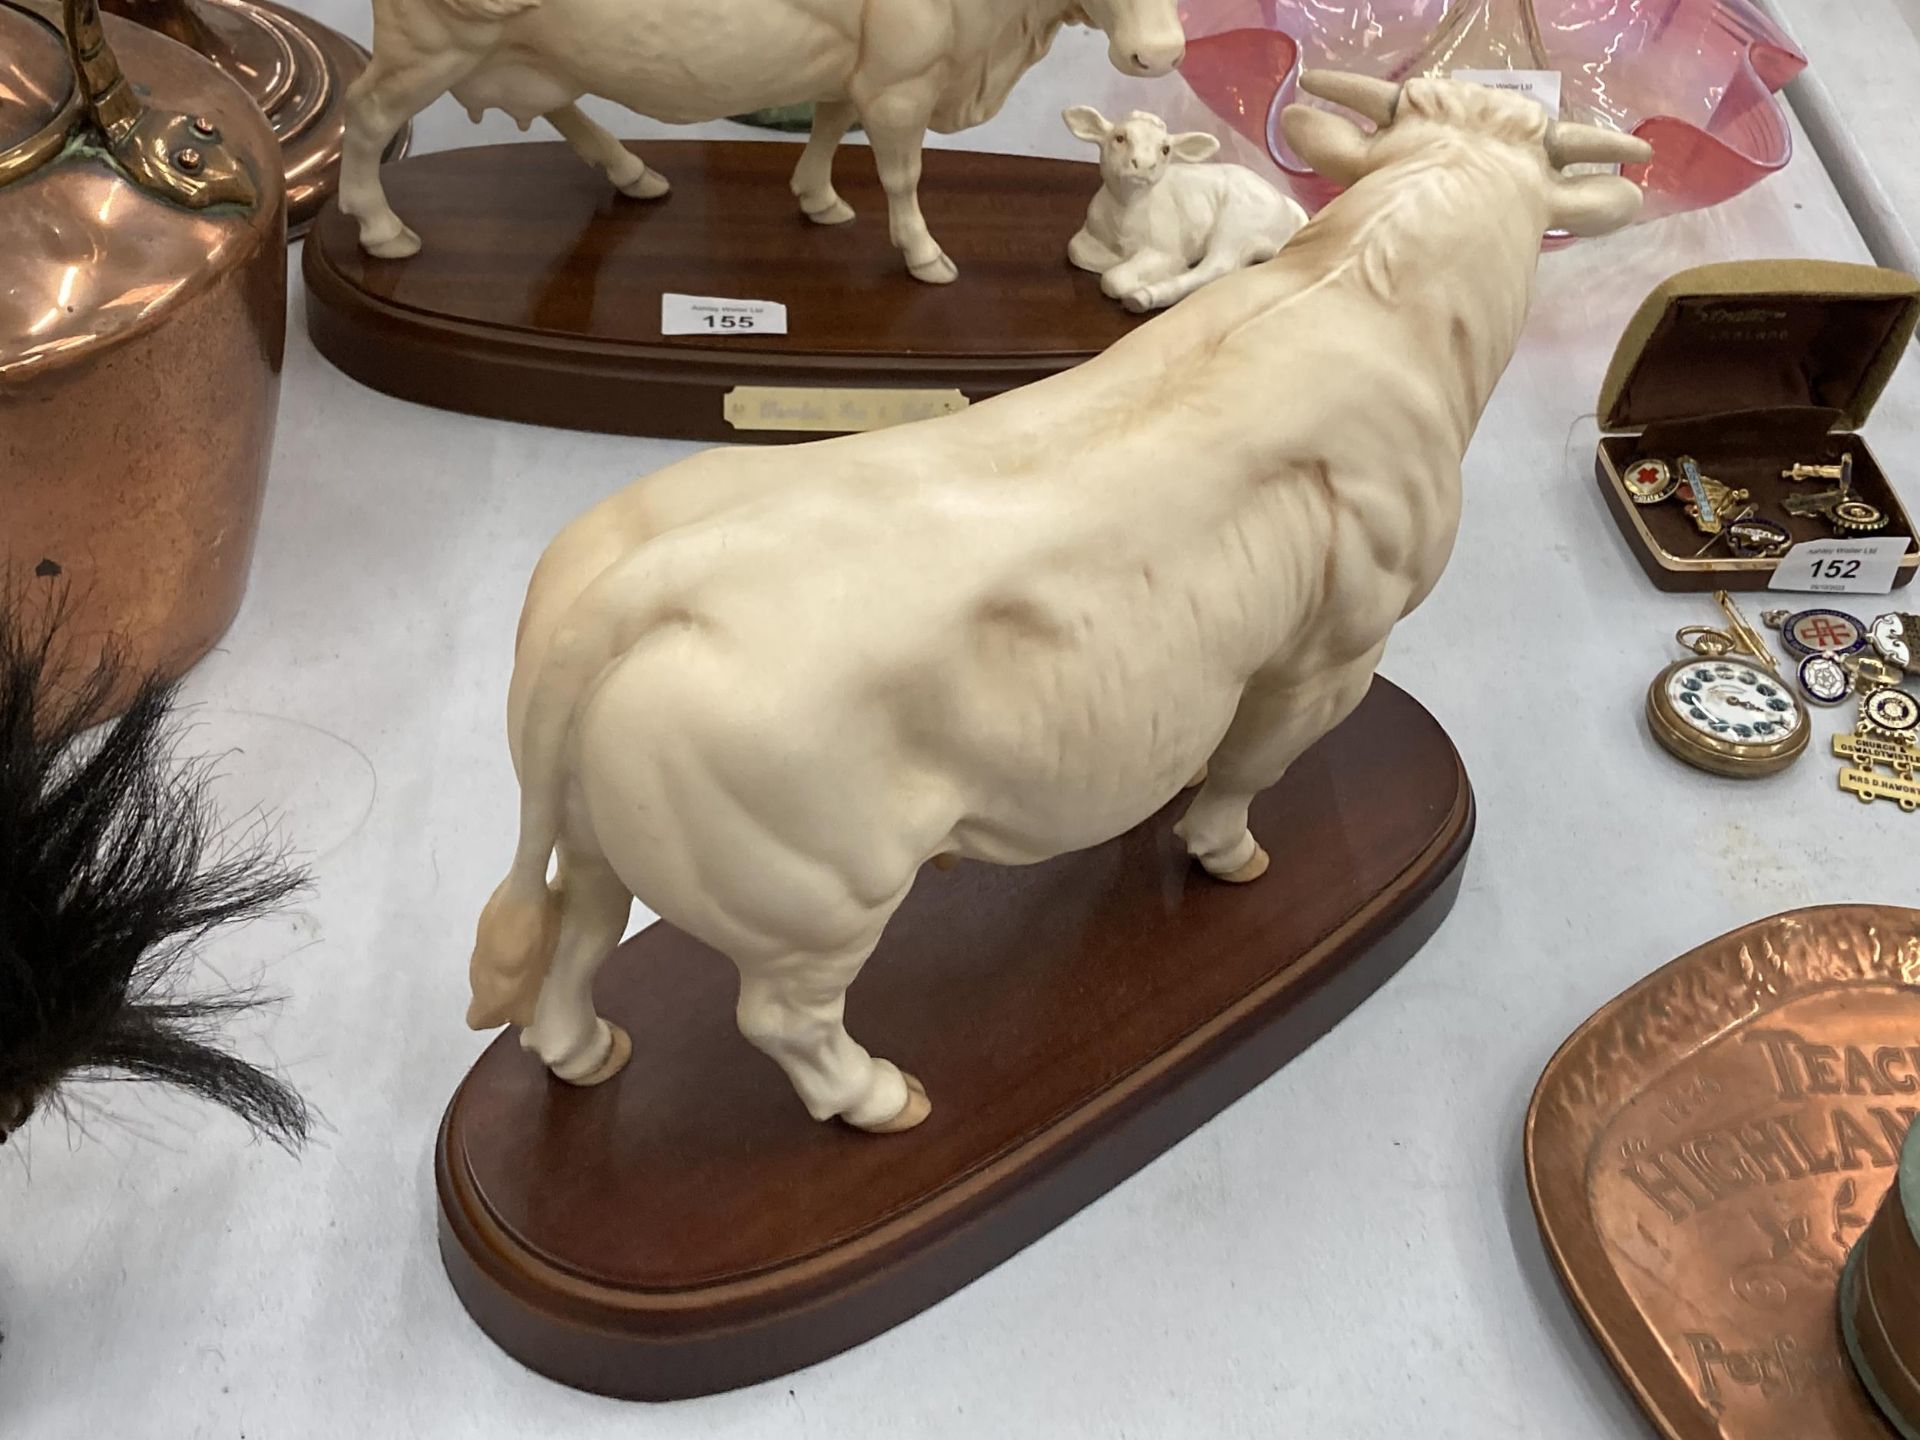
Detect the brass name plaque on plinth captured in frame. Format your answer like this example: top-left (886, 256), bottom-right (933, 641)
top-left (723, 386), bottom-right (968, 434)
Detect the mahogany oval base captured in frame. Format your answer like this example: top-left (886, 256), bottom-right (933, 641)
top-left (303, 139), bottom-right (1148, 441)
top-left (435, 679), bottom-right (1474, 1399)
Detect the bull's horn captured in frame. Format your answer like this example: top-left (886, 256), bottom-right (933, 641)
top-left (1297, 70), bottom-right (1401, 127)
top-left (1546, 121), bottom-right (1654, 169)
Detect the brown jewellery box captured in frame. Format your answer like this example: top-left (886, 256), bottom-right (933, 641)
top-left (1595, 259), bottom-right (1920, 592)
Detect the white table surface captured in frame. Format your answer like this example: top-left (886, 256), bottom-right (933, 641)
top-left (1764, 0), bottom-right (1920, 274)
top-left (6, 15), bottom-right (1920, 1440)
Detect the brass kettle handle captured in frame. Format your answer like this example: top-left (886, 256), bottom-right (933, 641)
top-left (62, 0), bottom-right (148, 144)
top-left (0, 0), bottom-right (256, 208)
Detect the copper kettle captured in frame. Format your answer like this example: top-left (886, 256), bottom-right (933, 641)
top-left (2, 0), bottom-right (285, 714)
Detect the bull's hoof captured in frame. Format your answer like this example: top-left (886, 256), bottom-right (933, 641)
top-left (1213, 845), bottom-right (1270, 885)
top-left (1122, 288), bottom-right (1156, 314)
top-left (801, 194), bottom-right (855, 225)
top-left (360, 221), bottom-right (421, 259)
top-left (617, 168), bottom-right (671, 200)
top-left (857, 1071), bottom-right (931, 1134)
top-left (553, 1021), bottom-right (632, 1087)
top-left (908, 251), bottom-right (958, 285)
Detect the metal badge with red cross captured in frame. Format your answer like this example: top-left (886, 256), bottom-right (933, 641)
top-left (1623, 457), bottom-right (1677, 505)
top-left (1778, 609), bottom-right (1866, 659)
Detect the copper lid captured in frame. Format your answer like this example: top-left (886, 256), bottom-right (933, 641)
top-left (0, 0), bottom-right (282, 380)
top-left (0, 5), bottom-right (79, 177)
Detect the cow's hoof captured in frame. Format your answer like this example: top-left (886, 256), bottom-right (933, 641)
top-left (361, 222), bottom-right (421, 259)
top-left (553, 1021), bottom-right (631, 1087)
top-left (1213, 845), bottom-right (1270, 885)
top-left (802, 195), bottom-right (855, 225)
top-left (617, 168), bottom-right (671, 199)
top-left (909, 251), bottom-right (958, 285)
top-left (1186, 762), bottom-right (1209, 788)
top-left (1122, 288), bottom-right (1156, 313)
top-left (858, 1072), bottom-right (931, 1134)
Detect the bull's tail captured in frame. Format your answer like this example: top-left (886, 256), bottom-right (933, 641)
top-left (465, 570), bottom-right (659, 1030)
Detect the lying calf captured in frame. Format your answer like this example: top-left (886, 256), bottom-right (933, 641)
top-left (1065, 105), bottom-right (1309, 311)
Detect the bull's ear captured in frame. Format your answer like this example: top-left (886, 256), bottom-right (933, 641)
top-left (1063, 105), bottom-right (1112, 144)
top-left (1168, 131), bottom-right (1220, 163)
top-left (1280, 104), bottom-right (1372, 186)
top-left (1548, 173), bottom-right (1645, 236)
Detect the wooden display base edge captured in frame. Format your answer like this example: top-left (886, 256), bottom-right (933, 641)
top-left (300, 211), bottom-right (1106, 444)
top-left (434, 769), bottom-right (1473, 1400)
top-left (303, 239), bottom-right (1075, 442)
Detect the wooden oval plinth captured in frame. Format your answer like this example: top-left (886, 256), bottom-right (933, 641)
top-left (303, 139), bottom-right (1148, 441)
top-left (435, 679), bottom-right (1473, 1399)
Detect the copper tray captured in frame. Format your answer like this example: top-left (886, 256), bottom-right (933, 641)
top-left (1527, 906), bottom-right (1920, 1438)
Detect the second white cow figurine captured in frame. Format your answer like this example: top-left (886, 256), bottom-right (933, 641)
top-left (338, 0), bottom-right (1185, 283)
top-left (1065, 105), bottom-right (1310, 311)
top-left (468, 73), bottom-right (1651, 1135)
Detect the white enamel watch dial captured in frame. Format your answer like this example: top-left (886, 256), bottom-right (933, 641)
top-left (1663, 658), bottom-right (1806, 745)
top-left (1649, 594), bottom-right (1810, 778)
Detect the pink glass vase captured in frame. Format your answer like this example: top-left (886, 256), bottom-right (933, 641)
top-left (1177, 0), bottom-right (1806, 228)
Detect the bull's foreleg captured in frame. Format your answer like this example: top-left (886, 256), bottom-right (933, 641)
top-left (520, 843), bottom-right (635, 1086)
top-left (340, 50), bottom-right (479, 258)
top-left (790, 100), bottom-right (858, 225)
top-left (857, 87), bottom-right (955, 284)
top-left (545, 104), bottom-right (670, 199)
top-left (1174, 645), bottom-right (1386, 884)
top-left (734, 936), bottom-right (930, 1133)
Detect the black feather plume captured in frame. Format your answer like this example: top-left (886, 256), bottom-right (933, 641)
top-left (0, 598), bottom-right (311, 1149)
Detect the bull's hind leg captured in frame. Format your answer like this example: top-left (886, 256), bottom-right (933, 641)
top-left (340, 51), bottom-right (479, 257)
top-left (1175, 645), bottom-right (1386, 884)
top-left (520, 843), bottom-right (635, 1085)
top-left (734, 928), bottom-right (930, 1133)
top-left (790, 100), bottom-right (857, 224)
top-left (545, 104), bottom-right (671, 199)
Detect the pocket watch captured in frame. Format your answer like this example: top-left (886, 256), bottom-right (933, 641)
top-left (1647, 591), bottom-right (1809, 777)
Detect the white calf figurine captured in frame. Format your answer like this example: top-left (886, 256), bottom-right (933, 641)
top-left (1065, 106), bottom-right (1309, 312)
top-left (468, 73), bottom-right (1651, 1135)
top-left (337, 0), bottom-right (1185, 284)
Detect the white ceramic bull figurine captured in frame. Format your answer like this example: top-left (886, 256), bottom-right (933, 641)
top-left (337, 0), bottom-right (1185, 283)
top-left (468, 73), bottom-right (1650, 1133)
top-left (1065, 105), bottom-right (1309, 311)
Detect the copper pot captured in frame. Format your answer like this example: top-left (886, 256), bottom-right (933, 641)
top-left (1, 0), bottom-right (285, 715)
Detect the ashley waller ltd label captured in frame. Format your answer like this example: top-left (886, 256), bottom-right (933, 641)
top-left (1770, 536), bottom-right (1912, 595)
top-left (661, 293), bottom-right (787, 337)
top-left (1451, 68), bottom-right (1562, 118)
